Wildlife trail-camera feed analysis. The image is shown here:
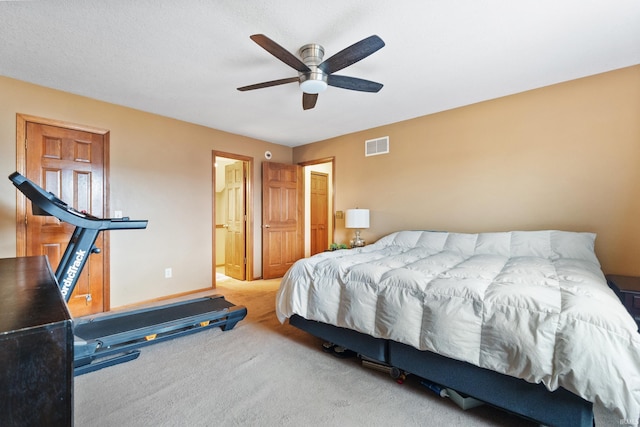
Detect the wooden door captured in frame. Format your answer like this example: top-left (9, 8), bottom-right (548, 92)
top-left (262, 162), bottom-right (303, 279)
top-left (310, 172), bottom-right (328, 255)
top-left (224, 161), bottom-right (246, 280)
top-left (23, 121), bottom-right (107, 317)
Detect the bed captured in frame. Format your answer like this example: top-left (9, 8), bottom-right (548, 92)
top-left (276, 230), bottom-right (640, 427)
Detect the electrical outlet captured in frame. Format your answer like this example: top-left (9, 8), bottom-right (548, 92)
top-left (114, 210), bottom-right (123, 218)
top-left (164, 268), bottom-right (172, 278)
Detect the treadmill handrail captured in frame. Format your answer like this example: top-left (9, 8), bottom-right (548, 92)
top-left (9, 172), bottom-right (148, 230)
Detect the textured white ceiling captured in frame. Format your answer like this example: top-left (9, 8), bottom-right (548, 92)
top-left (1, 0), bottom-right (639, 147)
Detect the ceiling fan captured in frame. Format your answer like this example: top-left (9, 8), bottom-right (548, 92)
top-left (237, 34), bottom-right (385, 110)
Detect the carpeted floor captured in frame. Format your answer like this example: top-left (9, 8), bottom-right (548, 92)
top-left (74, 275), bottom-right (541, 426)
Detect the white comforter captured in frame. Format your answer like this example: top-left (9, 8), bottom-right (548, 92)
top-left (276, 230), bottom-right (640, 423)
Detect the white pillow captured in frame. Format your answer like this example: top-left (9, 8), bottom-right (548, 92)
top-left (475, 232), bottom-right (512, 257)
top-left (415, 231), bottom-right (449, 251)
top-left (510, 231), bottom-right (553, 258)
top-left (391, 230), bottom-right (423, 247)
top-left (443, 233), bottom-right (478, 255)
top-left (550, 231), bottom-right (599, 264)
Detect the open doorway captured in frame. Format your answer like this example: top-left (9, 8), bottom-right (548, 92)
top-left (212, 151), bottom-right (253, 284)
top-left (300, 157), bottom-right (335, 257)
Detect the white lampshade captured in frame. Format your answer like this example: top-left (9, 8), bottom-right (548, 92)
top-left (345, 209), bottom-right (370, 229)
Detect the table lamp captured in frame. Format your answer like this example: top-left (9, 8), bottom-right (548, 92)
top-left (345, 208), bottom-right (369, 248)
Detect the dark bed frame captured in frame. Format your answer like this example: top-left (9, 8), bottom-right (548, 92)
top-left (290, 314), bottom-right (593, 427)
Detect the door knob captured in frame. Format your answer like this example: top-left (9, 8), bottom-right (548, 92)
top-left (264, 224), bottom-right (271, 228)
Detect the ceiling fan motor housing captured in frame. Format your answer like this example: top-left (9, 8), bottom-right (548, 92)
top-left (298, 43), bottom-right (328, 94)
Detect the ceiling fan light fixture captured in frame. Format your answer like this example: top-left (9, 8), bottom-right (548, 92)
top-left (299, 68), bottom-right (328, 94)
top-left (300, 79), bottom-right (328, 94)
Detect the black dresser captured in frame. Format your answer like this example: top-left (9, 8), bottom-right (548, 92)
top-left (0, 256), bottom-right (73, 426)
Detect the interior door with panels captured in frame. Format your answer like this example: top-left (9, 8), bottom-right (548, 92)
top-left (262, 162), bottom-right (303, 279)
top-left (22, 119), bottom-right (107, 316)
top-left (224, 161), bottom-right (246, 280)
top-left (310, 171), bottom-right (328, 255)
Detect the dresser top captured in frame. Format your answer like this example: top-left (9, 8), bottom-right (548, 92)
top-left (0, 256), bottom-right (71, 333)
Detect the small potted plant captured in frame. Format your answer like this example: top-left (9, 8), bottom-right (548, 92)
top-left (329, 243), bottom-right (349, 251)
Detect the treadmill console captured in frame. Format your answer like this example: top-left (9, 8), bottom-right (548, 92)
top-left (9, 171), bottom-right (147, 230)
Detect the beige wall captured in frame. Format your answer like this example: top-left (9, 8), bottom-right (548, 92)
top-left (0, 76), bottom-right (292, 307)
top-left (2, 64), bottom-right (639, 307)
top-left (293, 65), bottom-right (640, 276)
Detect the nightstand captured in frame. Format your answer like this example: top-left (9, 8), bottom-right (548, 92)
top-left (606, 274), bottom-right (640, 330)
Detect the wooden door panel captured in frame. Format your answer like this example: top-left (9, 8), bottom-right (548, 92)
top-left (24, 122), bottom-right (106, 317)
top-left (224, 161), bottom-right (246, 280)
top-left (262, 162), bottom-right (303, 279)
top-left (310, 172), bottom-right (328, 255)
top-left (265, 230), bottom-right (299, 263)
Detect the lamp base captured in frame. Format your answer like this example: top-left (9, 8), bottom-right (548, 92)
top-left (350, 230), bottom-right (366, 248)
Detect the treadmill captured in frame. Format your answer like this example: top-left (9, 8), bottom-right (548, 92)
top-left (9, 172), bottom-right (247, 375)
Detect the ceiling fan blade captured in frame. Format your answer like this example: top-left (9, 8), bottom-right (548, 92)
top-left (302, 93), bottom-right (318, 110)
top-left (327, 75), bottom-right (383, 93)
top-left (237, 77), bottom-right (299, 91)
top-left (250, 34), bottom-right (311, 73)
top-left (319, 35), bottom-right (385, 75)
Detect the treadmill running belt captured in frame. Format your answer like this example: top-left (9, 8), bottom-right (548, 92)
top-left (74, 296), bottom-right (233, 340)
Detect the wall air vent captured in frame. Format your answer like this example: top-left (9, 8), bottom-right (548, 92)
top-left (365, 136), bottom-right (389, 157)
